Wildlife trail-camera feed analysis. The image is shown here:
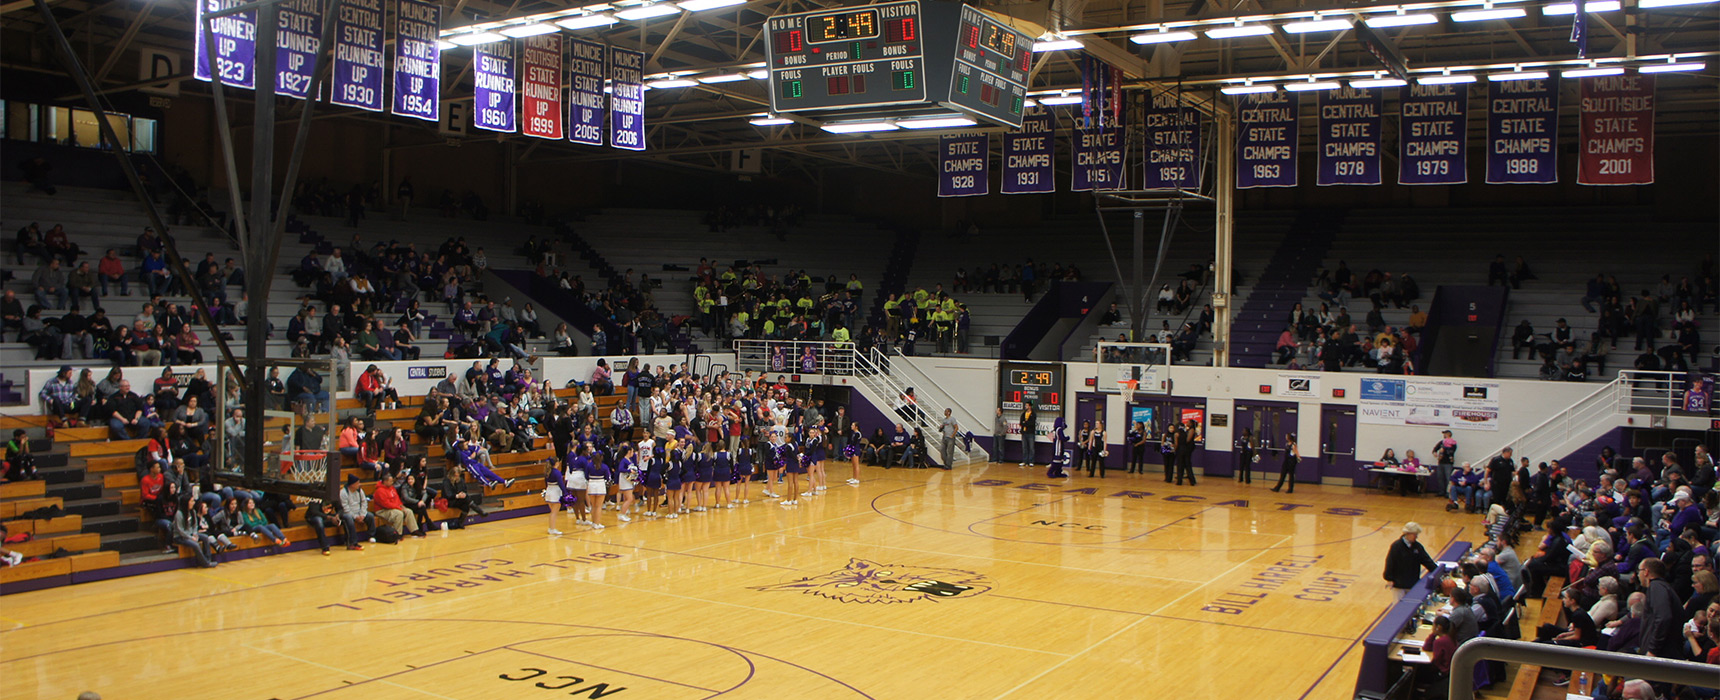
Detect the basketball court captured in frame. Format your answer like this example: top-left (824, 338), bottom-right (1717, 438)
top-left (1, 464), bottom-right (1473, 699)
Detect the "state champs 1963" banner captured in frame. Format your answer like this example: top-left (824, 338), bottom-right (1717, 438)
top-left (1236, 91), bottom-right (1298, 188)
top-left (1486, 78), bottom-right (1558, 184)
top-left (1399, 83), bottom-right (1468, 185)
top-left (1143, 90), bottom-right (1201, 190)
top-left (520, 34), bottom-right (564, 139)
top-left (1316, 86), bottom-right (1382, 186)
top-left (1578, 75), bottom-right (1654, 186)
top-left (938, 133), bottom-right (989, 197)
top-left (391, 0), bottom-right (440, 121)
top-left (472, 42), bottom-right (516, 133)
top-left (332, 0), bottom-right (385, 111)
top-left (567, 39), bottom-right (606, 147)
top-left (1001, 112), bottom-right (1053, 194)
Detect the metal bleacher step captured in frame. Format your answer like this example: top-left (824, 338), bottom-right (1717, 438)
top-left (82, 513), bottom-right (145, 537)
top-left (100, 531), bottom-right (164, 555)
top-left (44, 481), bottom-right (102, 502)
top-left (35, 464), bottom-right (84, 486)
top-left (60, 497), bottom-right (121, 519)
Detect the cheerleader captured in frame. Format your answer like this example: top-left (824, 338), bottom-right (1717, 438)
top-left (693, 443), bottom-right (715, 512)
top-left (638, 443), bottom-right (664, 517)
top-left (762, 426), bottom-right (787, 499)
top-left (455, 427), bottom-right (513, 489)
top-left (614, 444), bottom-right (637, 523)
top-left (732, 437), bottom-right (755, 504)
top-left (584, 451), bottom-right (610, 530)
top-left (807, 426), bottom-right (829, 494)
top-left (711, 441), bottom-right (733, 509)
top-left (783, 431), bottom-right (808, 506)
top-left (662, 440), bottom-right (684, 519)
top-left (844, 422), bottom-right (864, 486)
top-left (678, 441), bottom-right (700, 514)
top-left (543, 458), bottom-right (567, 535)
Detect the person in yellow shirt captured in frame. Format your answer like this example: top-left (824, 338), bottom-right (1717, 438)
top-left (883, 294), bottom-right (901, 337)
top-left (831, 325), bottom-right (851, 347)
top-left (912, 287), bottom-right (929, 308)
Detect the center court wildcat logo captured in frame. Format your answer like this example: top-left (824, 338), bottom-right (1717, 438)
top-left (752, 558), bottom-right (991, 604)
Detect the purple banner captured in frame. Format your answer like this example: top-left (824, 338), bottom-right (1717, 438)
top-left (331, 0), bottom-right (385, 111)
top-left (1486, 78), bottom-right (1558, 184)
top-left (608, 47), bottom-right (645, 151)
top-left (1143, 90), bottom-right (1202, 190)
top-left (390, 0), bottom-right (440, 122)
top-left (799, 346), bottom-right (821, 374)
top-left (1317, 87), bottom-right (1383, 186)
top-left (1685, 374), bottom-right (1713, 414)
top-left (938, 133), bottom-right (990, 197)
top-left (1001, 112), bottom-right (1054, 194)
top-left (472, 42), bottom-right (516, 133)
top-left (1399, 83), bottom-right (1469, 185)
top-left (1236, 91), bottom-right (1298, 188)
top-left (567, 39), bottom-right (606, 147)
top-left (1071, 127), bottom-right (1124, 191)
top-left (275, 0), bottom-right (321, 98)
top-left (193, 0), bottom-right (258, 89)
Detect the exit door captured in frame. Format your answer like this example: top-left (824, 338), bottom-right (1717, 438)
top-left (1319, 406), bottom-right (1359, 484)
top-left (1234, 400), bottom-right (1299, 479)
top-left (1075, 394), bottom-right (1108, 466)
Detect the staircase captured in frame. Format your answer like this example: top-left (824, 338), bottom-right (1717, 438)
top-left (1471, 369), bottom-right (1697, 481)
top-left (868, 226), bottom-right (919, 328)
top-left (1227, 210), bottom-right (1342, 367)
top-left (851, 348), bottom-right (989, 468)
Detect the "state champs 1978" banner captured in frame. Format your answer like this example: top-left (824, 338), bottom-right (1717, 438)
top-left (1316, 86), bottom-right (1382, 186)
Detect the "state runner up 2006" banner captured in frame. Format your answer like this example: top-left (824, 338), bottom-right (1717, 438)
top-left (608, 47), bottom-right (645, 151)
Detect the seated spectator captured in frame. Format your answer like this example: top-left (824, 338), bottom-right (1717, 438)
top-left (43, 224), bottom-right (79, 265)
top-left (238, 496), bottom-right (288, 547)
top-left (171, 497), bottom-right (221, 568)
top-left (33, 259), bottom-right (68, 310)
top-left (14, 222), bottom-right (47, 264)
top-left (370, 472), bottom-right (425, 539)
top-left (287, 365), bottom-right (330, 412)
top-left (439, 466), bottom-right (485, 527)
top-left (37, 365), bottom-right (76, 424)
top-left (107, 380), bottom-right (147, 439)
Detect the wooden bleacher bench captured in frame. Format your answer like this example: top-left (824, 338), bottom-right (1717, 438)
top-left (0, 480), bottom-right (47, 500)
top-left (1505, 575), bottom-right (1566, 700)
top-left (53, 426), bottom-right (108, 442)
top-left (70, 438), bottom-right (150, 458)
top-left (0, 497), bottom-right (62, 519)
top-left (5, 515), bottom-right (81, 535)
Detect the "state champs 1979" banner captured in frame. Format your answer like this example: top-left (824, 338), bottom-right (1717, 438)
top-left (1486, 78), bottom-right (1558, 184)
top-left (1236, 92), bottom-right (1298, 188)
top-left (1578, 75), bottom-right (1654, 186)
top-left (1399, 83), bottom-right (1468, 185)
top-left (1001, 112), bottom-right (1053, 194)
top-left (1316, 86), bottom-right (1382, 186)
top-left (938, 133), bottom-right (989, 197)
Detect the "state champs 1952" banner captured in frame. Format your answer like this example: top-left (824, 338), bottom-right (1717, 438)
top-left (1236, 91), bottom-right (1298, 188)
top-left (390, 0), bottom-right (440, 121)
top-left (1578, 75), bottom-right (1654, 186)
top-left (1316, 86), bottom-right (1382, 186)
top-left (1143, 90), bottom-right (1201, 190)
top-left (1399, 83), bottom-right (1468, 185)
top-left (1001, 112), bottom-right (1053, 194)
top-left (1486, 78), bottom-right (1558, 184)
top-left (938, 133), bottom-right (989, 197)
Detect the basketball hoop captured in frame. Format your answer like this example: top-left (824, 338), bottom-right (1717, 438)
top-left (1118, 379), bottom-right (1139, 404)
top-left (281, 449), bottom-right (330, 503)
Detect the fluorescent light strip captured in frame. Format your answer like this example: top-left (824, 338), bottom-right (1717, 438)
top-left (821, 121), bottom-right (899, 134)
top-left (498, 23), bottom-right (559, 37)
top-left (1282, 18), bottom-right (1353, 33)
top-left (1364, 13), bottom-right (1438, 27)
top-left (1417, 74), bottom-right (1477, 84)
top-left (677, 0), bottom-right (744, 10)
top-left (1542, 0), bottom-right (1621, 14)
top-left (1639, 0), bottom-right (1717, 8)
top-left (750, 116), bottom-right (794, 126)
top-left (745, 70), bottom-right (769, 79)
top-left (436, 40), bottom-right (456, 50)
top-left (1637, 61), bottom-right (1706, 73)
top-left (448, 31), bottom-right (506, 46)
top-left (896, 116), bottom-right (979, 129)
top-left (1282, 80), bottom-right (1340, 91)
top-left (1219, 84), bottom-right (1276, 95)
top-left (1562, 66), bottom-right (1624, 78)
top-left (645, 78), bottom-right (697, 88)
top-left (1036, 95), bottom-right (1084, 105)
top-left (1205, 24), bottom-right (1273, 38)
top-left (1129, 30), bottom-right (1197, 44)
top-left (1450, 8), bottom-right (1526, 21)
top-left (697, 73), bottom-right (748, 83)
top-left (1488, 70), bottom-right (1549, 81)
top-left (615, 3), bottom-right (680, 19)
top-left (1032, 39), bottom-right (1084, 51)
top-left (557, 13), bottom-right (618, 29)
top-left (1349, 77), bottom-right (1407, 88)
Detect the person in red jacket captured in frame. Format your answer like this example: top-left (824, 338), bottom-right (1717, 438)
top-left (370, 473), bottom-right (424, 539)
top-left (97, 248), bottom-right (129, 296)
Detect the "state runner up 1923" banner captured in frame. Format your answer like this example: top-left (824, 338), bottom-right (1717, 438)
top-left (608, 47), bottom-right (645, 151)
top-left (1235, 91), bottom-right (1298, 188)
top-left (1071, 127), bottom-right (1124, 191)
top-left (1001, 111), bottom-right (1053, 194)
top-left (938, 133), bottom-right (989, 197)
top-left (472, 42), bottom-right (515, 133)
top-left (390, 0), bottom-right (440, 121)
top-left (1316, 86), bottom-right (1382, 186)
top-left (1399, 83), bottom-right (1468, 185)
top-left (194, 0), bottom-right (257, 89)
top-left (520, 35), bottom-right (563, 139)
top-left (275, 0), bottom-right (321, 98)
top-left (1578, 75), bottom-right (1655, 186)
top-left (1143, 90), bottom-right (1202, 190)
top-left (331, 0), bottom-right (385, 111)
top-left (1486, 78), bottom-right (1558, 184)
top-left (567, 39), bottom-right (606, 147)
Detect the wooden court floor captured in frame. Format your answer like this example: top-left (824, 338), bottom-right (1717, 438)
top-left (0, 463), bottom-right (1479, 699)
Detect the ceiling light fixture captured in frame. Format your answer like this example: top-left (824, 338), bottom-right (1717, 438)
top-left (1417, 73), bottom-right (1477, 84)
top-left (1129, 29), bottom-right (1197, 44)
top-left (1219, 82), bottom-right (1276, 95)
top-left (677, 0), bottom-right (744, 10)
top-left (1488, 70), bottom-right (1549, 81)
top-left (556, 13), bottom-right (618, 29)
top-left (820, 121), bottom-right (900, 134)
top-left (644, 78), bottom-right (698, 88)
top-left (615, 3), bottom-right (680, 20)
top-left (896, 116), bottom-right (979, 129)
top-left (1542, 0), bottom-right (1621, 14)
top-left (1637, 60), bottom-right (1706, 73)
top-left (1349, 76), bottom-right (1408, 88)
top-left (1364, 12), bottom-right (1438, 27)
top-left (1036, 94), bottom-right (1084, 105)
top-left (1282, 79), bottom-right (1340, 91)
top-left (1282, 17), bottom-right (1354, 33)
top-left (448, 31), bottom-right (506, 46)
top-left (1032, 38), bottom-right (1084, 51)
top-left (498, 23), bottom-right (559, 37)
top-left (1450, 6), bottom-right (1527, 21)
top-left (1562, 66), bottom-right (1624, 78)
top-left (749, 115), bottom-right (794, 126)
top-left (1205, 23), bottom-right (1274, 38)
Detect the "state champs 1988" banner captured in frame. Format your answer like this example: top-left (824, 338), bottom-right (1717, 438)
top-left (1486, 78), bottom-right (1558, 184)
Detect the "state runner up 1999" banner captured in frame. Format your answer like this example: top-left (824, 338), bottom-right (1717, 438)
top-left (938, 133), bottom-right (989, 197)
top-left (608, 47), bottom-right (645, 151)
top-left (390, 0), bottom-right (440, 122)
top-left (472, 42), bottom-right (515, 133)
top-left (520, 34), bottom-right (563, 139)
top-left (1486, 78), bottom-right (1558, 184)
top-left (194, 0), bottom-right (258, 89)
top-left (1236, 91), bottom-right (1298, 188)
top-left (1143, 90), bottom-right (1201, 190)
top-left (331, 0), bottom-right (385, 111)
top-left (1001, 112), bottom-right (1053, 194)
top-left (1316, 86), bottom-right (1382, 186)
top-left (1399, 83), bottom-right (1468, 185)
top-left (567, 39), bottom-right (606, 147)
top-left (1578, 75), bottom-right (1655, 186)
top-left (1072, 127), bottom-right (1124, 191)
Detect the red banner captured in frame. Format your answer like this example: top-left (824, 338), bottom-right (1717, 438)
top-left (520, 34), bottom-right (564, 140)
top-left (1578, 74), bottom-right (1654, 186)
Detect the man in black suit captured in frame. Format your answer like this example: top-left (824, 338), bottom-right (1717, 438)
top-left (1384, 522), bottom-right (1439, 596)
top-left (1487, 447), bottom-right (1516, 511)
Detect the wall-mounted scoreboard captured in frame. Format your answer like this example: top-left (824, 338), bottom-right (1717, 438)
top-left (764, 1), bottom-right (1034, 128)
top-left (999, 361), bottom-right (1065, 413)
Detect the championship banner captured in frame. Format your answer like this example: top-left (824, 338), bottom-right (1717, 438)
top-left (1357, 377), bottom-right (1502, 431)
top-left (390, 0), bottom-right (440, 122)
top-left (1485, 78), bottom-right (1558, 184)
top-left (275, 0), bottom-right (321, 98)
top-left (1399, 83), bottom-right (1468, 185)
top-left (1071, 127), bottom-right (1124, 191)
top-left (1142, 90), bottom-right (1202, 190)
top-left (1001, 112), bottom-right (1054, 194)
top-left (1235, 91), bottom-right (1298, 188)
top-left (331, 0), bottom-right (385, 112)
top-left (608, 47), bottom-right (645, 151)
top-left (193, 0), bottom-right (258, 89)
top-left (520, 34), bottom-right (563, 139)
top-left (1316, 87), bottom-right (1383, 186)
top-left (1578, 75), bottom-right (1655, 186)
top-left (938, 133), bottom-right (990, 197)
top-left (567, 39), bottom-right (606, 147)
top-left (472, 42), bottom-right (516, 133)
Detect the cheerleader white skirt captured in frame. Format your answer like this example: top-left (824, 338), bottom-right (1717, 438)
top-left (542, 484), bottom-right (563, 503)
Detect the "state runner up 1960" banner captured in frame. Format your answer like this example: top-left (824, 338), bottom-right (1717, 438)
top-left (938, 133), bottom-right (989, 197)
top-left (1316, 86), bottom-right (1382, 186)
top-left (472, 42), bottom-right (515, 133)
top-left (331, 0), bottom-right (385, 111)
top-left (520, 35), bottom-right (563, 139)
top-left (608, 47), bottom-right (645, 151)
top-left (1143, 90), bottom-right (1201, 190)
top-left (1072, 127), bottom-right (1124, 191)
top-left (1001, 112), bottom-right (1053, 194)
top-left (1399, 83), bottom-right (1468, 185)
top-left (1578, 75), bottom-right (1655, 186)
top-left (567, 39), bottom-right (606, 147)
top-left (1486, 78), bottom-right (1558, 184)
top-left (194, 0), bottom-right (258, 89)
top-left (1236, 91), bottom-right (1298, 188)
top-left (390, 0), bottom-right (440, 121)
top-left (275, 0), bottom-right (321, 98)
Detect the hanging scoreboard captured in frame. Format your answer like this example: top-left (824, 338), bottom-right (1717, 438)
top-left (998, 361), bottom-right (1065, 412)
top-left (765, 1), bottom-right (927, 113)
top-left (764, 1), bottom-right (1036, 128)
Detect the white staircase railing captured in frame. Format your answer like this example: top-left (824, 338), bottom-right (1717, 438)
top-left (877, 348), bottom-right (990, 437)
top-left (1475, 370), bottom-right (1695, 467)
top-left (853, 349), bottom-right (988, 468)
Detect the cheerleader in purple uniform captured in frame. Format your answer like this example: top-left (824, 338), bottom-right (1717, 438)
top-left (564, 444), bottom-right (590, 526)
top-left (806, 426), bottom-right (829, 495)
top-left (711, 443), bottom-right (734, 509)
top-left (678, 443), bottom-right (700, 514)
top-left (662, 441), bottom-right (684, 519)
top-left (638, 444), bottom-right (664, 518)
top-left (543, 458), bottom-right (568, 535)
top-left (584, 451), bottom-right (611, 530)
top-left (614, 444), bottom-right (637, 523)
top-left (844, 423), bottom-right (864, 486)
top-left (692, 443), bottom-right (716, 512)
top-left (762, 427), bottom-right (788, 499)
top-left (456, 427), bottom-right (513, 489)
top-left (732, 439), bottom-right (755, 505)
top-left (782, 432), bottom-right (809, 506)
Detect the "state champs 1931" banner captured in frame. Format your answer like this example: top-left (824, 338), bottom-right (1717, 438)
top-left (1072, 127), bottom-right (1124, 191)
top-left (938, 133), bottom-right (989, 197)
top-left (1001, 112), bottom-right (1053, 194)
top-left (1486, 78), bottom-right (1558, 184)
top-left (1399, 83), bottom-right (1468, 185)
top-left (520, 34), bottom-right (563, 139)
top-left (472, 42), bottom-right (516, 133)
top-left (390, 0), bottom-right (440, 121)
top-left (1236, 91), bottom-right (1298, 188)
top-left (567, 39), bottom-right (606, 147)
top-left (608, 47), bottom-right (645, 151)
top-left (331, 0), bottom-right (384, 111)
top-left (1316, 86), bottom-right (1382, 186)
top-left (1578, 75), bottom-right (1654, 186)
top-left (194, 0), bottom-right (258, 89)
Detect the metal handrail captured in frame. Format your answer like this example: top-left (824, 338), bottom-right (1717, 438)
top-left (1449, 638), bottom-right (1718, 700)
top-left (1473, 374), bottom-right (1624, 467)
top-left (879, 347), bottom-right (988, 431)
top-left (852, 350), bottom-right (982, 467)
top-left (1616, 369), bottom-right (1693, 417)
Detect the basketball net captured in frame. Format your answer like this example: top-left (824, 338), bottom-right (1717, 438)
top-left (1118, 379), bottom-right (1139, 404)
